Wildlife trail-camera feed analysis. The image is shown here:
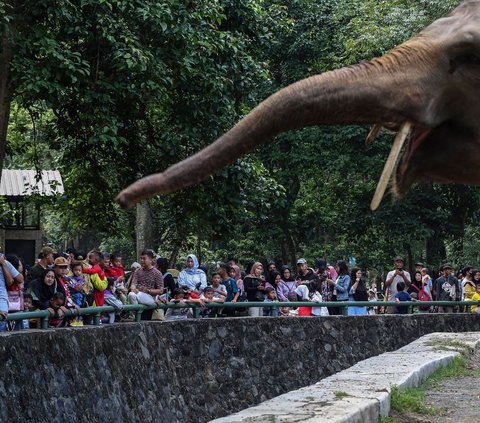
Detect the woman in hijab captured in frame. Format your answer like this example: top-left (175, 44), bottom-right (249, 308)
top-left (178, 254), bottom-right (207, 295)
top-left (277, 265), bottom-right (298, 302)
top-left (31, 268), bottom-right (68, 325)
top-left (229, 264), bottom-right (245, 298)
top-left (243, 262), bottom-right (265, 317)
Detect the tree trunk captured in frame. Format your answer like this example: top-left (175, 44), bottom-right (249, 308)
top-left (283, 175), bottom-right (300, 267)
top-left (426, 229), bottom-right (446, 270)
top-left (169, 244), bottom-right (181, 269)
top-left (405, 243), bottom-right (413, 274)
top-left (0, 28), bottom-right (14, 180)
top-left (135, 200), bottom-right (153, 260)
top-left (196, 233), bottom-right (202, 264)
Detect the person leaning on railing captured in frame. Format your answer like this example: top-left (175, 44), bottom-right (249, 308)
top-left (0, 254), bottom-right (23, 332)
top-left (470, 283), bottom-right (480, 314)
top-left (128, 249), bottom-right (164, 310)
top-left (435, 263), bottom-right (461, 313)
top-left (164, 288), bottom-right (192, 321)
top-left (326, 260), bottom-right (350, 316)
top-left (243, 262), bottom-right (265, 317)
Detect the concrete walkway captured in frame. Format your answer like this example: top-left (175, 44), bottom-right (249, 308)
top-left (210, 332), bottom-right (480, 423)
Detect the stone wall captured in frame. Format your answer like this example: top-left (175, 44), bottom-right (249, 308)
top-left (0, 314), bottom-right (479, 422)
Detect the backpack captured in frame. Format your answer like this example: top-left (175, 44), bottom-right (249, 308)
top-left (411, 283), bottom-right (431, 311)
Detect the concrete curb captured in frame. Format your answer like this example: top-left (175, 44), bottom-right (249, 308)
top-left (210, 332), bottom-right (480, 423)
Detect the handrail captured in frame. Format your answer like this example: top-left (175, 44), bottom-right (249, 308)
top-left (1, 300), bottom-right (478, 328)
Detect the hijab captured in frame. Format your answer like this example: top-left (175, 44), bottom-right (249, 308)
top-left (31, 268), bottom-right (65, 306)
top-left (184, 254), bottom-right (203, 274)
top-left (231, 264), bottom-right (241, 281)
top-left (281, 265), bottom-right (295, 282)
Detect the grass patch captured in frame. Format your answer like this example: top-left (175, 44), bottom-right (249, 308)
top-left (427, 356), bottom-right (468, 384)
top-left (390, 386), bottom-right (435, 415)
top-left (389, 352), bottom-right (472, 417)
top-left (379, 417), bottom-right (400, 423)
top-left (334, 391), bottom-right (351, 399)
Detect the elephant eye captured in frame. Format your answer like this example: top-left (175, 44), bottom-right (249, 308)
top-left (449, 53), bottom-right (480, 73)
top-left (455, 53), bottom-right (480, 65)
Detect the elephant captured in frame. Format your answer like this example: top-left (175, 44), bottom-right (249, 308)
top-left (116, 0), bottom-right (480, 210)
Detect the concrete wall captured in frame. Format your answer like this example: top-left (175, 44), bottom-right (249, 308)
top-left (0, 314), bottom-right (479, 422)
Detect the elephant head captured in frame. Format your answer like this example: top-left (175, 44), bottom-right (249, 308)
top-left (116, 1), bottom-right (480, 210)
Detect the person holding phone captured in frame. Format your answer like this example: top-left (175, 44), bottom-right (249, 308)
top-left (385, 256), bottom-right (411, 314)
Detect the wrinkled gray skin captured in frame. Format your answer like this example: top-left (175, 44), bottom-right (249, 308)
top-left (116, 0), bottom-right (480, 209)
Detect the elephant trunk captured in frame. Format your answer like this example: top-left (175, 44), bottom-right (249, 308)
top-left (116, 44), bottom-right (434, 208)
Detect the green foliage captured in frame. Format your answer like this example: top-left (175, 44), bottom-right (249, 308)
top-left (3, 0), bottom-right (479, 271)
top-left (337, 0), bottom-right (462, 64)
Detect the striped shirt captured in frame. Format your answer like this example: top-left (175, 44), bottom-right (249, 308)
top-left (131, 267), bottom-right (164, 291)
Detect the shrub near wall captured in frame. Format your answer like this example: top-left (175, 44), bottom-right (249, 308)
top-left (0, 314), bottom-right (479, 422)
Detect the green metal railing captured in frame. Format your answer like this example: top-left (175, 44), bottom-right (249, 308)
top-left (0, 300), bottom-right (478, 329)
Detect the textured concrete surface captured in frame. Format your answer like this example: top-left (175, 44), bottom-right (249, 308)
top-left (211, 332), bottom-right (480, 423)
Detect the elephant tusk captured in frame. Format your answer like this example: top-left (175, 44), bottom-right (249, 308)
top-left (370, 121), bottom-right (412, 211)
top-left (365, 124), bottom-right (382, 145)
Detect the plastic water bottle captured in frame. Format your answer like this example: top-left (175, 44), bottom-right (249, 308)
top-left (22, 319), bottom-right (29, 329)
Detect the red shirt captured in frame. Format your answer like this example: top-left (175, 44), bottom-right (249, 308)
top-left (83, 263), bottom-right (106, 280)
top-left (105, 264), bottom-right (125, 280)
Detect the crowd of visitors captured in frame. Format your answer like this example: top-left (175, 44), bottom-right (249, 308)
top-left (0, 246), bottom-right (479, 330)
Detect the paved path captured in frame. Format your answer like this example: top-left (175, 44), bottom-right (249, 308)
top-left (210, 332), bottom-right (480, 423)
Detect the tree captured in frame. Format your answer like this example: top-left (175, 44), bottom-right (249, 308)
top-left (3, 0), bottom-right (286, 257)
top-left (5, 0), bottom-right (478, 274)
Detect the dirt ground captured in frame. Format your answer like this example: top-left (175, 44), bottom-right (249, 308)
top-left (388, 350), bottom-right (480, 423)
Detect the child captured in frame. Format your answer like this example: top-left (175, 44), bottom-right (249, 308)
top-left (48, 292), bottom-right (66, 327)
top-left (23, 294), bottom-right (34, 311)
top-left (395, 282), bottom-right (411, 314)
top-left (106, 253), bottom-right (127, 304)
top-left (103, 277), bottom-right (124, 323)
top-left (211, 273), bottom-right (227, 301)
top-left (421, 268), bottom-right (433, 298)
top-left (470, 283), bottom-right (480, 313)
top-left (200, 286), bottom-right (223, 318)
top-left (164, 288), bottom-right (192, 321)
top-left (368, 289), bottom-right (377, 315)
top-left (67, 262), bottom-right (85, 326)
top-left (82, 251), bottom-right (108, 307)
top-left (23, 293), bottom-right (38, 329)
top-left (263, 287), bottom-right (279, 316)
top-left (105, 253), bottom-right (125, 280)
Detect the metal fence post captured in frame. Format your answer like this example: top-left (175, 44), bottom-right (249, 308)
top-left (192, 305), bottom-right (200, 319)
top-left (41, 312), bottom-right (49, 329)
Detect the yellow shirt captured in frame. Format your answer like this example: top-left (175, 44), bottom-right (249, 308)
top-left (464, 281), bottom-right (476, 300)
top-left (470, 292), bottom-right (480, 313)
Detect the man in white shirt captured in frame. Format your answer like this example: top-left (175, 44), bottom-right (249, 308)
top-left (385, 256), bottom-right (411, 314)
